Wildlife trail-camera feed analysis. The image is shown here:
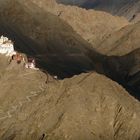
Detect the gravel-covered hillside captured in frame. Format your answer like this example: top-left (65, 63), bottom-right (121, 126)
top-left (0, 57), bottom-right (140, 140)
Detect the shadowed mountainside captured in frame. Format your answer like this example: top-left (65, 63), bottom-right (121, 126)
top-left (0, 0), bottom-right (102, 78)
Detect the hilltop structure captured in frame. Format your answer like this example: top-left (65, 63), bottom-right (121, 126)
top-left (0, 35), bottom-right (39, 70)
top-left (25, 57), bottom-right (39, 70)
top-left (0, 35), bottom-right (16, 56)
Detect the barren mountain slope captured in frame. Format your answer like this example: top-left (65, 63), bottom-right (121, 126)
top-left (0, 0), bottom-right (140, 98)
top-left (96, 22), bottom-right (140, 56)
top-left (30, 0), bottom-right (129, 46)
top-left (0, 57), bottom-right (140, 140)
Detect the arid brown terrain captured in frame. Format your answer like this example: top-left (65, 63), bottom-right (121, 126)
top-left (0, 0), bottom-right (140, 140)
top-left (0, 59), bottom-right (140, 140)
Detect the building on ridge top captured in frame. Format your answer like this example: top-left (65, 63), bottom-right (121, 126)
top-left (0, 35), bottom-right (39, 70)
top-left (0, 35), bottom-right (16, 56)
top-left (25, 57), bottom-right (39, 70)
top-left (0, 35), bottom-right (9, 45)
top-left (11, 53), bottom-right (25, 64)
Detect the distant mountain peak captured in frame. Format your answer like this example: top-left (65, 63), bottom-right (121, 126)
top-left (57, 0), bottom-right (140, 22)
